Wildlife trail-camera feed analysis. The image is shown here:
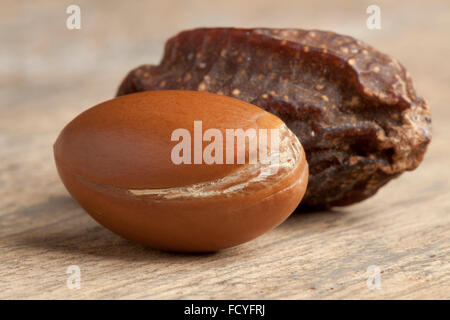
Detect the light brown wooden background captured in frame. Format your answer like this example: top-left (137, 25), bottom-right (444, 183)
top-left (1, 0), bottom-right (449, 299)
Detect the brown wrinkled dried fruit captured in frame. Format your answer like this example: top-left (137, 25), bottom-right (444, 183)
top-left (117, 28), bottom-right (432, 208)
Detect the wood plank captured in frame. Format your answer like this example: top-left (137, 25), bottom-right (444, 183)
top-left (1, 0), bottom-right (449, 299)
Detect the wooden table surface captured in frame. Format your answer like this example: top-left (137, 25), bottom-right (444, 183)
top-left (1, 0), bottom-right (449, 299)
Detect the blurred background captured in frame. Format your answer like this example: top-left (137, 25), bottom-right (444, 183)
top-left (1, 0), bottom-right (449, 299)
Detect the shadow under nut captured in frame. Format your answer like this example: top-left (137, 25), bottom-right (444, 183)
top-left (54, 91), bottom-right (308, 252)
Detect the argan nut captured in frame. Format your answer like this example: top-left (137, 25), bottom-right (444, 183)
top-left (54, 91), bottom-right (308, 252)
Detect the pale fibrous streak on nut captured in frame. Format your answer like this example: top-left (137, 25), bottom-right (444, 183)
top-left (128, 124), bottom-right (303, 199)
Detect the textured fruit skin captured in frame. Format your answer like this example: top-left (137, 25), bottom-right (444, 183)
top-left (54, 91), bottom-right (308, 252)
top-left (117, 28), bottom-right (432, 208)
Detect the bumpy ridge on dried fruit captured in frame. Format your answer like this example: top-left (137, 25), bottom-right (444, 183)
top-left (117, 28), bottom-right (432, 207)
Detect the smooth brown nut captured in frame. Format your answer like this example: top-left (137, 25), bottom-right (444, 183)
top-left (54, 91), bottom-right (308, 252)
top-left (117, 28), bottom-right (431, 208)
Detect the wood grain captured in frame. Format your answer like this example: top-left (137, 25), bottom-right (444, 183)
top-left (1, 0), bottom-right (449, 299)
